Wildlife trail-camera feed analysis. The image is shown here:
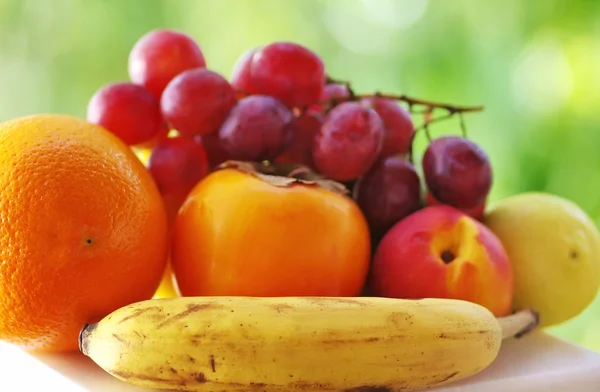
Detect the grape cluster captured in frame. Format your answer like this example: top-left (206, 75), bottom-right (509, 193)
top-left (86, 28), bottom-right (492, 240)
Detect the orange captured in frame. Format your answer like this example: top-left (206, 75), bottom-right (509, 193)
top-left (0, 114), bottom-right (169, 353)
top-left (171, 163), bottom-right (371, 297)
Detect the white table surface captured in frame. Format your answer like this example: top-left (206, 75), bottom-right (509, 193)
top-left (1, 332), bottom-right (600, 391)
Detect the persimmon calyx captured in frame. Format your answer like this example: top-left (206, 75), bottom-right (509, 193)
top-left (216, 160), bottom-right (350, 195)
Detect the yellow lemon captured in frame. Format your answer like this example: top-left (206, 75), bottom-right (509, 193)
top-left (154, 263), bottom-right (180, 299)
top-left (133, 146), bottom-right (152, 166)
top-left (484, 192), bottom-right (600, 327)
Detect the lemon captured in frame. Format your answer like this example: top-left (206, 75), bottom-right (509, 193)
top-left (133, 146), bottom-right (152, 166)
top-left (154, 263), bottom-right (180, 299)
top-left (484, 192), bottom-right (600, 327)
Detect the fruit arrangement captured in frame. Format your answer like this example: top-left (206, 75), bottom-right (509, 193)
top-left (0, 28), bottom-right (599, 391)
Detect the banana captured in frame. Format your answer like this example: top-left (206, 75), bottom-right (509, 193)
top-left (79, 296), bottom-right (538, 392)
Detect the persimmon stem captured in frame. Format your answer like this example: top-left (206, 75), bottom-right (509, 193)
top-left (217, 160), bottom-right (350, 196)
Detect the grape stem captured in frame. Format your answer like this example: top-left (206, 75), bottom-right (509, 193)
top-left (236, 76), bottom-right (484, 154)
top-left (357, 93), bottom-right (483, 114)
top-left (324, 76), bottom-right (484, 114)
top-left (320, 76), bottom-right (484, 146)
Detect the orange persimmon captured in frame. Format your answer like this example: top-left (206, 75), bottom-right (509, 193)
top-left (171, 162), bottom-right (371, 297)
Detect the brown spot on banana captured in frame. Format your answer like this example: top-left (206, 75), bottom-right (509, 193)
top-left (209, 355), bottom-right (216, 372)
top-left (111, 370), bottom-right (187, 387)
top-left (420, 371), bottom-right (461, 388)
top-left (271, 303), bottom-right (294, 313)
top-left (322, 336), bottom-right (382, 345)
top-left (291, 381), bottom-right (335, 389)
top-left (156, 303), bottom-right (223, 329)
top-left (193, 372), bottom-right (207, 383)
top-left (435, 371), bottom-right (460, 385)
top-left (308, 297), bottom-right (367, 307)
top-left (111, 333), bottom-right (128, 346)
top-left (117, 306), bottom-right (161, 324)
top-left (439, 330), bottom-right (494, 340)
top-left (344, 387), bottom-right (394, 392)
top-left (386, 312), bottom-right (412, 329)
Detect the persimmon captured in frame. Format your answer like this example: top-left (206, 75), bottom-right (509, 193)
top-left (171, 161), bottom-right (371, 297)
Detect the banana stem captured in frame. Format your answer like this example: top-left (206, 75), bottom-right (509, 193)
top-left (498, 308), bottom-right (540, 340)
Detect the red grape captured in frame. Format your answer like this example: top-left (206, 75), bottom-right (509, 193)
top-left (354, 156), bottom-right (422, 236)
top-left (128, 29), bottom-right (206, 99)
top-left (322, 83), bottom-right (351, 101)
top-left (250, 42), bottom-right (325, 108)
top-left (422, 136), bottom-right (492, 209)
top-left (218, 95), bottom-right (293, 162)
top-left (312, 102), bottom-right (384, 182)
top-left (161, 68), bottom-right (236, 137)
top-left (274, 113), bottom-right (321, 168)
top-left (361, 97), bottom-right (415, 157)
top-left (196, 132), bottom-right (234, 169)
top-left (147, 136), bottom-right (210, 201)
top-left (308, 83), bottom-right (351, 115)
top-left (87, 82), bottom-right (164, 146)
top-left (230, 47), bottom-right (259, 95)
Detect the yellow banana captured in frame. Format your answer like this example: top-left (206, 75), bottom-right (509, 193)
top-left (79, 296), bottom-right (537, 392)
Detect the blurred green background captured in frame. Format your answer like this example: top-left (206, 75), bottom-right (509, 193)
top-left (2, 0), bottom-right (600, 351)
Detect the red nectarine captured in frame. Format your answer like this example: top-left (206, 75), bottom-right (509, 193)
top-left (368, 205), bottom-right (513, 316)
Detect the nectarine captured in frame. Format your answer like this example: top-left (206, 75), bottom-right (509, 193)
top-left (369, 205), bottom-right (513, 316)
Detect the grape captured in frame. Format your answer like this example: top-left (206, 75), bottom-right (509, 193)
top-left (354, 156), bottom-right (422, 236)
top-left (322, 83), bottom-right (351, 101)
top-left (128, 29), bottom-right (206, 99)
top-left (250, 42), bottom-right (325, 108)
top-left (161, 68), bottom-right (236, 137)
top-left (274, 113), bottom-right (321, 168)
top-left (219, 95), bottom-right (293, 162)
top-left (197, 132), bottom-right (234, 169)
top-left (147, 136), bottom-right (210, 201)
top-left (87, 82), bottom-right (164, 146)
top-left (312, 102), bottom-right (384, 182)
top-left (230, 47), bottom-right (259, 95)
top-left (422, 136), bottom-right (492, 209)
top-left (361, 97), bottom-right (415, 157)
top-left (308, 83), bottom-right (351, 115)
